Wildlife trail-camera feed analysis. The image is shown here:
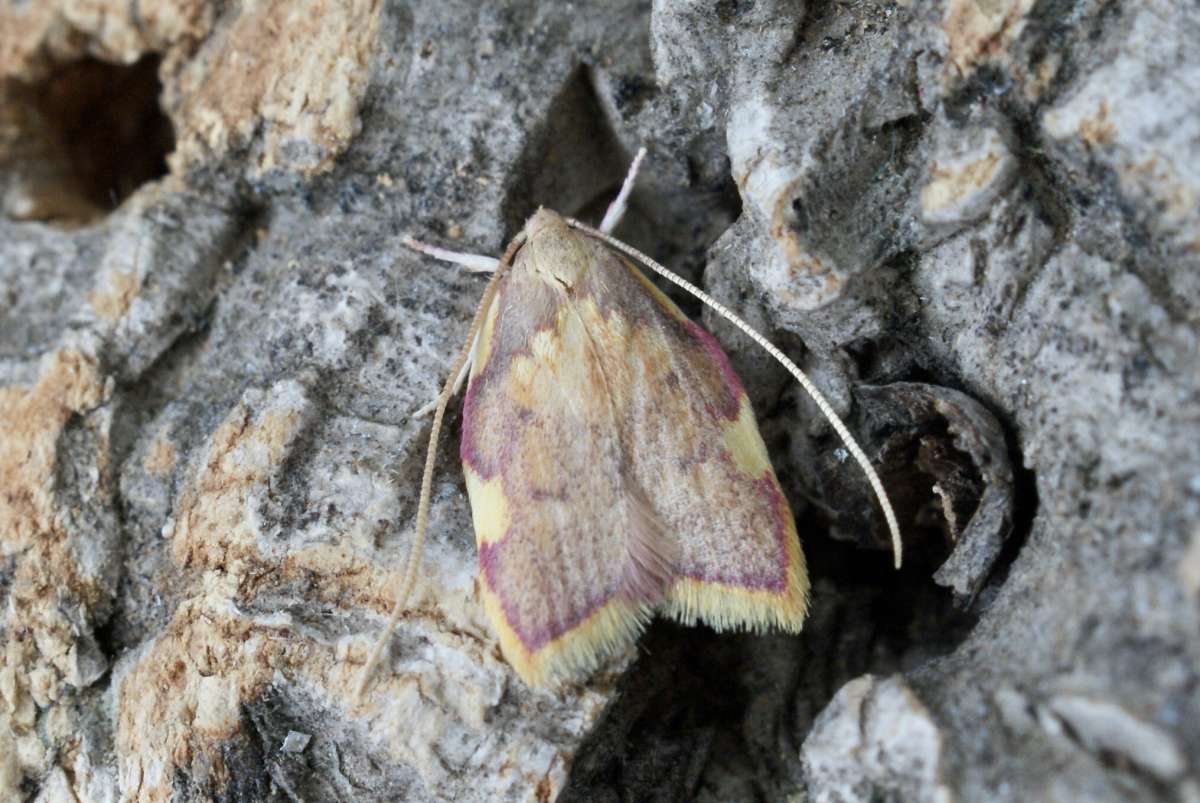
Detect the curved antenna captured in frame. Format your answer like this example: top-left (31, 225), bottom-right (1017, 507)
top-left (355, 233), bottom-right (526, 699)
top-left (565, 217), bottom-right (903, 570)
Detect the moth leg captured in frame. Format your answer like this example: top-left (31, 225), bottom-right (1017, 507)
top-left (598, 146), bottom-right (648, 234)
top-left (402, 236), bottom-right (499, 273)
top-left (402, 235), bottom-right (493, 418)
top-left (412, 326), bottom-right (479, 418)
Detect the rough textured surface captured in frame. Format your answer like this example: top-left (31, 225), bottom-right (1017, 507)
top-left (1, 0), bottom-right (1198, 801)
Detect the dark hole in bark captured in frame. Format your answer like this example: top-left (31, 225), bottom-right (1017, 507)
top-left (2, 54), bottom-right (174, 225)
top-left (502, 64), bottom-right (745, 325)
top-left (500, 64), bottom-right (627, 237)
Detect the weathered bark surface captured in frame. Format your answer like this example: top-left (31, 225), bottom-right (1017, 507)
top-left (1, 1), bottom-right (1197, 801)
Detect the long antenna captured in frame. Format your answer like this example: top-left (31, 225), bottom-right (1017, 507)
top-left (354, 234), bottom-right (525, 699)
top-left (565, 218), bottom-right (903, 569)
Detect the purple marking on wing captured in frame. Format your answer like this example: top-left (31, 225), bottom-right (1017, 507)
top-left (459, 282), bottom-right (560, 481)
top-left (461, 371), bottom-right (537, 482)
top-left (677, 472), bottom-right (792, 591)
top-left (479, 537), bottom-right (615, 652)
top-left (683, 320), bottom-right (744, 420)
top-left (459, 371), bottom-right (494, 478)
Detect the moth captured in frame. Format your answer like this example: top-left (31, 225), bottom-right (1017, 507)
top-left (357, 149), bottom-right (900, 692)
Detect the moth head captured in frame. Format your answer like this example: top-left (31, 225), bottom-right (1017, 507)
top-left (523, 204), bottom-right (568, 235)
top-left (518, 207), bottom-right (591, 288)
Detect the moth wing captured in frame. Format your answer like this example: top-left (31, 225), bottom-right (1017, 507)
top-left (460, 270), bottom-right (666, 686)
top-left (575, 243), bottom-right (809, 634)
top-left (461, 230), bottom-right (807, 687)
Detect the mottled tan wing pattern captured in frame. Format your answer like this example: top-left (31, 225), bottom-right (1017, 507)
top-left (461, 210), bottom-right (807, 685)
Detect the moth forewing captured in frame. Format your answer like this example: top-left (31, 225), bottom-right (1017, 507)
top-left (356, 153), bottom-right (900, 695)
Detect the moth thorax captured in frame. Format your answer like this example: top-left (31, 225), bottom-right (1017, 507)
top-left (520, 208), bottom-right (593, 289)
